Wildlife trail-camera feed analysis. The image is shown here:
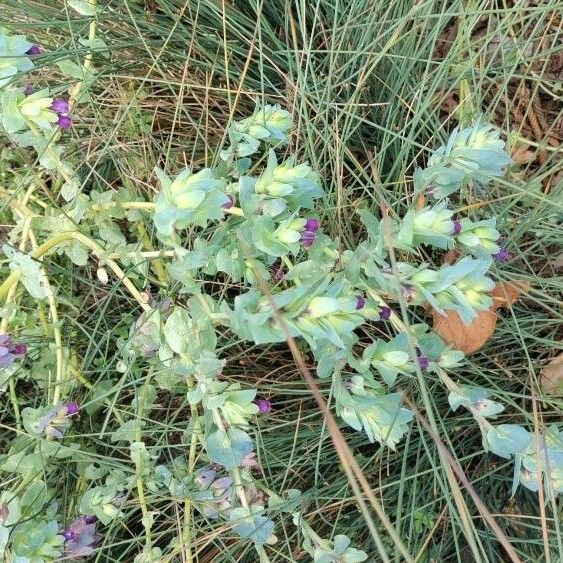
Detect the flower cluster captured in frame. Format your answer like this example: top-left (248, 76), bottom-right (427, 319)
top-left (62, 516), bottom-right (101, 560)
top-left (221, 104), bottom-right (291, 159)
top-left (36, 402), bottom-right (80, 438)
top-left (414, 122), bottom-right (512, 198)
top-left (0, 333), bottom-right (27, 368)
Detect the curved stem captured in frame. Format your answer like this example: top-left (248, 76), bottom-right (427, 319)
top-left (0, 231), bottom-right (151, 312)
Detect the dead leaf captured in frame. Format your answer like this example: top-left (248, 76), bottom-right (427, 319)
top-left (491, 281), bottom-right (531, 309)
top-left (432, 281), bottom-right (530, 354)
top-left (433, 309), bottom-right (498, 354)
top-left (540, 352), bottom-right (563, 396)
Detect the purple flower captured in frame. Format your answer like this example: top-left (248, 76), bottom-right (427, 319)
top-left (221, 195), bottom-right (234, 209)
top-left (452, 220), bottom-right (462, 235)
top-left (355, 295), bottom-right (366, 310)
top-left (299, 218), bottom-right (320, 248)
top-left (65, 402), bottom-right (80, 415)
top-left (56, 115), bottom-right (73, 129)
top-left (493, 248), bottom-right (510, 262)
top-left (254, 399), bottom-right (271, 414)
top-left (0, 334), bottom-right (27, 369)
top-left (51, 98), bottom-right (70, 114)
top-left (379, 306), bottom-right (391, 320)
top-left (194, 468), bottom-right (233, 518)
top-left (300, 230), bottom-right (316, 247)
top-left (304, 218), bottom-right (319, 232)
top-left (417, 355), bottom-right (429, 370)
top-left (63, 516), bottom-right (101, 560)
top-left (37, 401), bottom-right (79, 439)
top-left (26, 45), bottom-right (41, 56)
top-left (271, 267), bottom-right (284, 283)
top-left (401, 284), bottom-right (416, 301)
top-left (23, 85), bottom-right (34, 96)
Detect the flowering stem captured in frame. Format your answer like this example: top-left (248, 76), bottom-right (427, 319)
top-left (211, 409), bottom-right (271, 562)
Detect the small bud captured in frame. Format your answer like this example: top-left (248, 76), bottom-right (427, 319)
top-left (304, 218), bottom-right (319, 232)
top-left (97, 267), bottom-right (109, 284)
top-left (50, 98), bottom-right (70, 114)
top-left (26, 45), bottom-right (41, 56)
top-left (64, 402), bottom-right (80, 415)
top-left (221, 195), bottom-right (234, 209)
top-left (254, 399), bottom-right (271, 414)
top-left (355, 295), bottom-right (366, 310)
top-left (379, 306), bottom-right (391, 320)
top-left (417, 355), bottom-right (429, 370)
top-left (271, 267), bottom-right (284, 283)
top-left (56, 115), bottom-right (72, 129)
top-left (493, 248), bottom-right (510, 262)
top-left (453, 220), bottom-right (462, 235)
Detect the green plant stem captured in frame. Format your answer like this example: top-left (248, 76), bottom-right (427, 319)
top-left (0, 231), bottom-right (151, 312)
top-left (68, 0), bottom-right (98, 105)
top-left (135, 372), bottom-right (154, 554)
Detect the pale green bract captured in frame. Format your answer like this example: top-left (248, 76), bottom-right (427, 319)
top-left (0, 27), bottom-right (34, 87)
top-left (153, 167), bottom-right (230, 237)
top-left (220, 103), bottom-right (291, 160)
top-left (414, 122), bottom-right (512, 198)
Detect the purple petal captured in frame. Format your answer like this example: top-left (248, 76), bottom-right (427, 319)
top-left (56, 115), bottom-right (73, 129)
top-left (452, 220), bottom-right (461, 235)
top-left (417, 355), bottom-right (429, 370)
top-left (26, 45), bottom-right (41, 56)
top-left (221, 195), bottom-right (234, 209)
top-left (304, 218), bottom-right (319, 232)
top-left (493, 248), bottom-right (510, 262)
top-left (64, 402), bottom-right (80, 416)
top-left (300, 231), bottom-right (316, 247)
top-left (254, 399), bottom-right (271, 414)
top-left (379, 306), bottom-right (391, 320)
top-left (355, 295), bottom-right (366, 310)
top-left (50, 98), bottom-right (70, 114)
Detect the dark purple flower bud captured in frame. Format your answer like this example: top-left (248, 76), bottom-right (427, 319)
top-left (452, 220), bottom-right (461, 235)
top-left (64, 402), bottom-right (80, 416)
top-left (355, 295), bottom-right (366, 310)
top-left (493, 248), bottom-right (510, 262)
top-left (50, 98), bottom-right (70, 114)
top-left (23, 86), bottom-right (34, 96)
top-left (12, 343), bottom-right (27, 355)
top-left (221, 195), bottom-right (233, 209)
top-left (417, 355), bottom-right (429, 370)
top-left (0, 504), bottom-right (8, 524)
top-left (271, 267), bottom-right (284, 283)
top-left (0, 334), bottom-right (27, 368)
top-left (56, 115), bottom-right (72, 129)
top-left (63, 516), bottom-right (101, 559)
top-left (304, 218), bottom-right (319, 232)
top-left (300, 232), bottom-right (316, 247)
top-left (254, 399), bottom-right (271, 414)
top-left (83, 515), bottom-right (96, 525)
top-left (379, 306), bottom-right (391, 320)
top-left (26, 45), bottom-right (41, 56)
